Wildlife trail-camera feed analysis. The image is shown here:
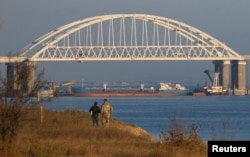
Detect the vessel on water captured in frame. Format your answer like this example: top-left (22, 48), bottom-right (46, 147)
top-left (204, 71), bottom-right (228, 95)
top-left (37, 86), bottom-right (54, 99)
top-left (191, 86), bottom-right (207, 96)
top-left (156, 82), bottom-right (189, 95)
top-left (71, 82), bottom-right (189, 97)
top-left (190, 70), bottom-right (228, 96)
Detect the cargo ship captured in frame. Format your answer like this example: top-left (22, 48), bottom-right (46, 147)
top-left (71, 82), bottom-right (189, 97)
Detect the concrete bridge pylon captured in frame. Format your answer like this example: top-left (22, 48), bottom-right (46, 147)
top-left (213, 60), bottom-right (230, 90)
top-left (6, 61), bottom-right (35, 95)
top-left (231, 60), bottom-right (247, 95)
top-left (213, 60), bottom-right (246, 95)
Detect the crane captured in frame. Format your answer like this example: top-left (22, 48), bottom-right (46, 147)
top-left (60, 81), bottom-right (75, 94)
top-left (47, 81), bottom-right (75, 95)
top-left (203, 70), bottom-right (227, 95)
top-left (203, 70), bottom-right (213, 84)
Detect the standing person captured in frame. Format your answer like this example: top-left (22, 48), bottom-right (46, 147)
top-left (89, 101), bottom-right (101, 126)
top-left (101, 98), bottom-right (113, 126)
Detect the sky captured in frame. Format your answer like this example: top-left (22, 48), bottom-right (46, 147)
top-left (0, 0), bottom-right (250, 86)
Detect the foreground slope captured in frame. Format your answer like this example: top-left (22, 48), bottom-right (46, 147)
top-left (10, 108), bottom-right (206, 157)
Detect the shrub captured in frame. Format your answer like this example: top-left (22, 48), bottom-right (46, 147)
top-left (0, 59), bottom-right (47, 153)
top-left (160, 117), bottom-right (207, 155)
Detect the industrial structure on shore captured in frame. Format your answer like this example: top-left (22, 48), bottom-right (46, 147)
top-left (0, 14), bottom-right (250, 96)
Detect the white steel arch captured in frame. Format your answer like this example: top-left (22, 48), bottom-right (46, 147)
top-left (20, 14), bottom-right (244, 62)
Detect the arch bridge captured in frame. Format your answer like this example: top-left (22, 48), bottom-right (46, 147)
top-left (2, 14), bottom-right (248, 95)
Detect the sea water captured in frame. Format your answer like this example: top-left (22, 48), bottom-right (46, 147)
top-left (43, 96), bottom-right (250, 141)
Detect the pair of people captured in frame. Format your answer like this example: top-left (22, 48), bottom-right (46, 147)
top-left (89, 98), bottom-right (113, 126)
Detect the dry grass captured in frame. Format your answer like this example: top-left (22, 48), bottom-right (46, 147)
top-left (2, 107), bottom-right (207, 157)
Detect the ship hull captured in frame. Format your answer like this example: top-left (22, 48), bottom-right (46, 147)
top-left (192, 91), bottom-right (206, 96)
top-left (71, 82), bottom-right (189, 97)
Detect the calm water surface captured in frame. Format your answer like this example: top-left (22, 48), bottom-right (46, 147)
top-left (43, 96), bottom-right (250, 141)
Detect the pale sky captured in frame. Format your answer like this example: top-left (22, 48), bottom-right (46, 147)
top-left (0, 0), bottom-right (250, 86)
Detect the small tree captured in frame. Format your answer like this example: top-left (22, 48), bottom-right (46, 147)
top-left (160, 117), bottom-right (205, 148)
top-left (0, 58), bottom-right (47, 152)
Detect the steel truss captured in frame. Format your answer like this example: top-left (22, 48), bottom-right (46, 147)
top-left (20, 14), bottom-right (244, 62)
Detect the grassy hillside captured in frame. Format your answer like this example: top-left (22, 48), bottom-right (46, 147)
top-left (3, 108), bottom-right (207, 157)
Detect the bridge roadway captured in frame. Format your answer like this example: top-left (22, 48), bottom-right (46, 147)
top-left (0, 55), bottom-right (250, 63)
top-left (242, 55), bottom-right (250, 60)
top-left (0, 56), bottom-right (27, 63)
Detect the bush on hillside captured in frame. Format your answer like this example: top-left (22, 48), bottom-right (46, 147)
top-left (160, 117), bottom-right (206, 154)
top-left (0, 58), bottom-right (47, 154)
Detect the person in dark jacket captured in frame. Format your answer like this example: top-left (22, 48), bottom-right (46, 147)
top-left (89, 101), bottom-right (101, 126)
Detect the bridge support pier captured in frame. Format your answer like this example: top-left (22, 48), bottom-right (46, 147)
top-left (231, 60), bottom-right (246, 95)
top-left (26, 61), bottom-right (35, 94)
top-left (6, 63), bottom-right (16, 92)
top-left (6, 61), bottom-right (35, 95)
top-left (213, 60), bottom-right (230, 90)
top-left (213, 60), bottom-right (246, 95)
